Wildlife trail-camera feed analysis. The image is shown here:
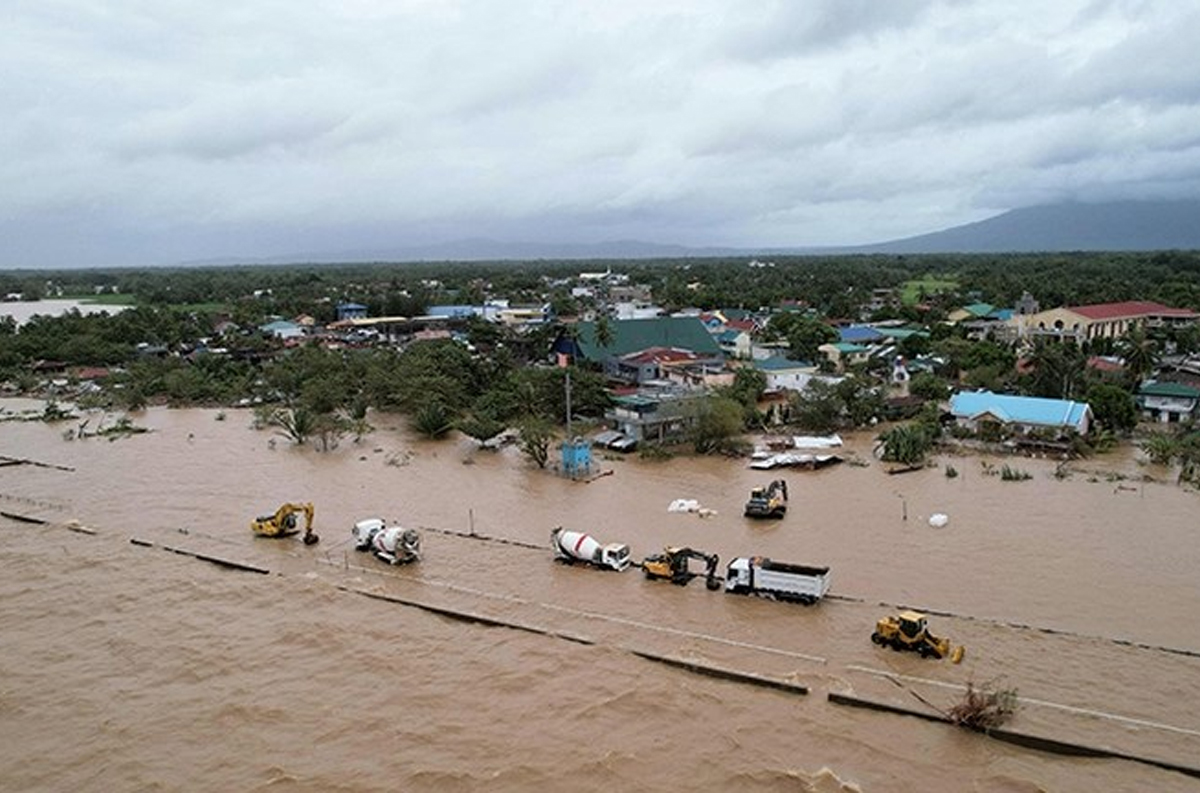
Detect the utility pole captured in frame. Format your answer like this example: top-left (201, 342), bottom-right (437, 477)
top-left (565, 366), bottom-right (573, 438)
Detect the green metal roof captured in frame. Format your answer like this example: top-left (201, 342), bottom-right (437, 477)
top-left (575, 316), bottom-right (722, 360)
top-left (1138, 381), bottom-right (1200, 398)
top-left (832, 342), bottom-right (868, 353)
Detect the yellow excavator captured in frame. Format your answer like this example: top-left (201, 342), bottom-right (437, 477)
top-left (871, 610), bottom-right (964, 662)
top-left (641, 547), bottom-right (720, 590)
top-left (251, 502), bottom-right (319, 545)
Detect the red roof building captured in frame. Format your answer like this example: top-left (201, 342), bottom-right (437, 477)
top-left (1012, 300), bottom-right (1199, 344)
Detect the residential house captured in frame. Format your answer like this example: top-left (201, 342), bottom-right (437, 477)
top-left (838, 325), bottom-right (886, 345)
top-left (1008, 301), bottom-right (1199, 344)
top-left (213, 319), bottom-right (241, 337)
top-left (1137, 381), bottom-right (1200, 423)
top-left (865, 288), bottom-right (898, 314)
top-left (605, 347), bottom-right (726, 388)
top-left (818, 342), bottom-right (870, 372)
top-left (613, 302), bottom-right (664, 320)
top-left (609, 284), bottom-right (652, 303)
top-left (1156, 354), bottom-right (1200, 389)
top-left (949, 391), bottom-right (1092, 438)
top-left (260, 320), bottom-right (305, 340)
top-left (336, 302), bottom-right (368, 321)
top-left (495, 304), bottom-right (552, 326)
top-left (604, 385), bottom-right (708, 445)
top-left (1086, 355), bottom-right (1126, 382)
top-left (716, 328), bottom-right (752, 359)
top-left (425, 305), bottom-right (481, 321)
top-left (947, 303), bottom-right (1015, 340)
top-left (947, 303), bottom-right (998, 324)
top-left (753, 356), bottom-right (820, 393)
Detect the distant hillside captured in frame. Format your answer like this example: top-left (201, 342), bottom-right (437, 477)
top-left (180, 198), bottom-right (1200, 267)
top-left (857, 199), bottom-right (1200, 253)
top-left (254, 238), bottom-right (743, 264)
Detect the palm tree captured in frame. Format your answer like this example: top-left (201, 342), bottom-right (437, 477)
top-left (1117, 324), bottom-right (1159, 386)
top-left (1025, 341), bottom-right (1087, 400)
top-left (594, 314), bottom-right (615, 351)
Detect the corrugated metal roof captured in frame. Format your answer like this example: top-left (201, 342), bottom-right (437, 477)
top-left (575, 316), bottom-right (722, 360)
top-left (1068, 301), bottom-right (1198, 321)
top-left (755, 356), bottom-right (812, 371)
top-left (838, 325), bottom-right (884, 343)
top-left (1138, 381), bottom-right (1200, 398)
top-left (949, 391), bottom-right (1091, 431)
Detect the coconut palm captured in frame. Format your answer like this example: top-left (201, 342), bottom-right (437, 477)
top-left (1117, 324), bottom-right (1159, 386)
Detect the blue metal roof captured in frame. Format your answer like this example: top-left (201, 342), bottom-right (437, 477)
top-left (755, 356), bottom-right (812, 371)
top-left (839, 325), bottom-right (885, 343)
top-left (949, 391), bottom-right (1091, 431)
top-left (427, 305), bottom-right (478, 318)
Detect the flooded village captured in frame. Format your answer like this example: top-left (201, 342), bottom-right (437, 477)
top-left (3, 257), bottom-right (1200, 791)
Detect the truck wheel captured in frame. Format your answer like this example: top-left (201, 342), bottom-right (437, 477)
top-left (871, 632), bottom-right (884, 645)
top-left (890, 640), bottom-right (903, 651)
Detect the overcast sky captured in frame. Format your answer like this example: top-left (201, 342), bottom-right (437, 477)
top-left (4, 1), bottom-right (1200, 267)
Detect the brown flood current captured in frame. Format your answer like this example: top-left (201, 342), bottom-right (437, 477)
top-left (2, 401), bottom-right (1199, 792)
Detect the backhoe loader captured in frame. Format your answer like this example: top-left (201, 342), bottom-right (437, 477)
top-left (641, 547), bottom-right (720, 590)
top-left (251, 502), bottom-right (319, 545)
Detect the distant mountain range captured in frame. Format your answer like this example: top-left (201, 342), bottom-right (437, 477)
top-left (852, 199), bottom-right (1200, 254)
top-left (198, 199), bottom-right (1200, 265)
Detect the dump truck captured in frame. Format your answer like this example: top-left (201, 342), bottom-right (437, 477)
top-left (744, 479), bottom-right (788, 518)
top-left (724, 557), bottom-right (830, 604)
top-left (551, 527), bottom-right (632, 572)
top-left (871, 610), bottom-right (965, 662)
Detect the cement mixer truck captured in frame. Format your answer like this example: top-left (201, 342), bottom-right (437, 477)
top-left (551, 527), bottom-right (632, 572)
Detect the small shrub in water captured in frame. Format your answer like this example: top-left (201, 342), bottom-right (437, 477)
top-left (947, 679), bottom-right (1019, 731)
top-left (999, 464), bottom-right (1032, 481)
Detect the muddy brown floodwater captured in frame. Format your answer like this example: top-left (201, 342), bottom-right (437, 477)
top-left (2, 401), bottom-right (1199, 792)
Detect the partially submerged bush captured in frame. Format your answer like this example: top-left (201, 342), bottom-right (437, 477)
top-left (947, 679), bottom-right (1018, 731)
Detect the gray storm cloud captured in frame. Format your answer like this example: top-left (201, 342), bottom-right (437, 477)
top-left (2, 0), bottom-right (1200, 266)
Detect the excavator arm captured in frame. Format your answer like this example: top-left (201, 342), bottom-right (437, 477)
top-left (642, 547), bottom-right (720, 590)
top-left (251, 502), bottom-right (319, 545)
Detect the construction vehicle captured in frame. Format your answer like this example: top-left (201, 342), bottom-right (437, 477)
top-left (352, 518), bottom-right (421, 565)
top-left (641, 547), bottom-right (720, 590)
top-left (551, 527), bottom-right (631, 571)
top-left (251, 502), bottom-right (318, 545)
top-left (724, 557), bottom-right (830, 604)
top-left (871, 610), bottom-right (965, 662)
top-left (744, 479), bottom-right (788, 519)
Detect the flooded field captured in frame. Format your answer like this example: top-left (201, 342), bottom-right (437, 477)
top-left (2, 401), bottom-right (1199, 791)
top-left (0, 299), bottom-right (129, 326)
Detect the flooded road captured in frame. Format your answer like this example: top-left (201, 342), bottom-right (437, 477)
top-left (2, 402), bottom-right (1199, 791)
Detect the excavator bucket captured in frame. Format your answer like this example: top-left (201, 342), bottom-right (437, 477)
top-left (951, 645), bottom-right (965, 664)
